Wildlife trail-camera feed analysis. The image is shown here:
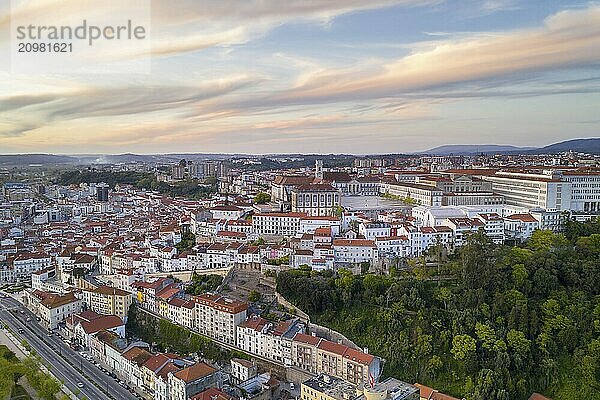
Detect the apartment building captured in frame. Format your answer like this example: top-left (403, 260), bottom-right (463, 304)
top-left (332, 239), bottom-right (378, 265)
top-left (27, 290), bottom-right (84, 329)
top-left (299, 216), bottom-right (341, 236)
top-left (252, 213), bottom-right (306, 237)
top-left (375, 236), bottom-right (410, 258)
top-left (358, 222), bottom-right (391, 241)
top-left (168, 362), bottom-right (219, 400)
top-left (82, 285), bottom-right (133, 321)
top-left (236, 315), bottom-right (304, 365)
top-left (194, 293), bottom-right (248, 345)
top-left (12, 252), bottom-right (51, 282)
top-left (397, 225), bottom-right (453, 256)
top-left (209, 205), bottom-right (245, 221)
top-left (474, 213), bottom-right (505, 244)
top-left (441, 218), bottom-right (484, 247)
top-left (291, 333), bottom-right (381, 386)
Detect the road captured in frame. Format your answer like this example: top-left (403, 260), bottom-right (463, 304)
top-left (0, 295), bottom-right (138, 400)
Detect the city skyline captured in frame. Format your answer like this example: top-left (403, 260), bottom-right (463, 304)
top-left (1, 1), bottom-right (600, 154)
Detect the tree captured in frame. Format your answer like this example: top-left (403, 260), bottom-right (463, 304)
top-left (475, 322), bottom-right (497, 351)
top-left (451, 334), bottom-right (476, 362)
top-left (436, 287), bottom-right (452, 310)
top-left (506, 329), bottom-right (531, 357)
top-left (254, 192), bottom-right (271, 204)
top-left (426, 355), bottom-right (443, 378)
top-left (248, 290), bottom-right (261, 302)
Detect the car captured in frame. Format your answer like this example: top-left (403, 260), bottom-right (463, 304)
top-left (26, 317), bottom-right (31, 322)
top-left (47, 332), bottom-right (52, 337)
top-left (76, 382), bottom-right (84, 388)
top-left (18, 328), bottom-right (24, 334)
top-left (290, 383), bottom-right (295, 390)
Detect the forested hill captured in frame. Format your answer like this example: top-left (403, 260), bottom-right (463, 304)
top-left (276, 218), bottom-right (600, 400)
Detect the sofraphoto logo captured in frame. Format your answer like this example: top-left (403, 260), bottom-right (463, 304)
top-left (7, 0), bottom-right (151, 74)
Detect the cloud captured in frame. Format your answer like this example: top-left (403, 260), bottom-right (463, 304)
top-left (0, 75), bottom-right (260, 136)
top-left (1, 0), bottom-right (441, 58)
top-left (263, 6), bottom-right (600, 105)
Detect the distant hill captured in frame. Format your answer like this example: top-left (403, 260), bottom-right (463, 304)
top-left (0, 154), bottom-right (78, 166)
top-left (420, 144), bottom-right (534, 155)
top-left (529, 138), bottom-right (600, 154)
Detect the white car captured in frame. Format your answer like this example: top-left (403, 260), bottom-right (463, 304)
top-left (76, 382), bottom-right (84, 388)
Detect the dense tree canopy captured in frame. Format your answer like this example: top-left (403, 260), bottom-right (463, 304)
top-left (57, 170), bottom-right (216, 199)
top-left (276, 222), bottom-right (600, 400)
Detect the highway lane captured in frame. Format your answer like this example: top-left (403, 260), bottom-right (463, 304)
top-left (0, 303), bottom-right (109, 400)
top-left (0, 295), bottom-right (138, 400)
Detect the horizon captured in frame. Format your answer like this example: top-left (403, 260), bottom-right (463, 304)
top-left (1, 137), bottom-right (598, 157)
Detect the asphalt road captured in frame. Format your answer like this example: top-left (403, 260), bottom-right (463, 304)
top-left (0, 295), bottom-right (138, 400)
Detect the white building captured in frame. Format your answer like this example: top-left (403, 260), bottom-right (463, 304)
top-left (12, 252), bottom-right (52, 282)
top-left (209, 205), bottom-right (245, 221)
top-left (358, 222), bottom-right (391, 240)
top-left (299, 216), bottom-right (341, 236)
top-left (252, 212), bottom-right (306, 237)
top-left (332, 239), bottom-right (378, 265)
top-left (504, 213), bottom-right (540, 241)
top-left (291, 184), bottom-right (341, 217)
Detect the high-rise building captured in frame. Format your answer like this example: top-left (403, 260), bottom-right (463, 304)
top-left (96, 183), bottom-right (109, 202)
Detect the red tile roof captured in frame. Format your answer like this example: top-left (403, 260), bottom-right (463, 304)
top-left (293, 333), bottom-right (322, 346)
top-left (173, 362), bottom-right (216, 383)
top-left (80, 315), bottom-right (123, 334)
top-left (191, 387), bottom-right (236, 400)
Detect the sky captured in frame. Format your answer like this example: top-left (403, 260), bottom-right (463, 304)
top-left (0, 0), bottom-right (599, 155)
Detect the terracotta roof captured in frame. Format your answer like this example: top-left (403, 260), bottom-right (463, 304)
top-left (191, 387), bottom-right (236, 400)
top-left (157, 361), bottom-right (181, 380)
top-left (156, 285), bottom-right (181, 300)
top-left (211, 205), bottom-right (243, 212)
top-left (273, 175), bottom-right (313, 185)
top-left (528, 394), bottom-right (551, 400)
top-left (322, 172), bottom-right (352, 183)
top-left (505, 213), bottom-right (538, 223)
top-left (121, 347), bottom-right (152, 366)
top-left (342, 347), bottom-right (374, 365)
top-left (238, 315), bottom-right (267, 331)
top-left (231, 358), bottom-right (254, 369)
top-left (173, 362), bottom-right (216, 383)
top-left (414, 384), bottom-right (461, 400)
top-left (317, 339), bottom-right (348, 356)
top-left (253, 212), bottom-right (307, 218)
top-left (80, 315), bottom-right (123, 335)
top-left (292, 333), bottom-right (322, 346)
top-left (143, 353), bottom-right (177, 373)
top-left (194, 293), bottom-right (248, 314)
top-left (40, 292), bottom-right (79, 309)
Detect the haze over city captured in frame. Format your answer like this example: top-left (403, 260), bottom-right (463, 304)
top-left (1, 0), bottom-right (600, 154)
